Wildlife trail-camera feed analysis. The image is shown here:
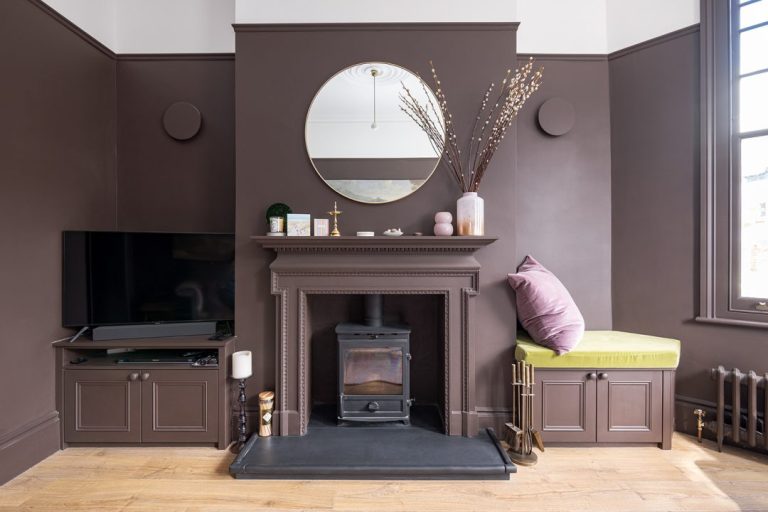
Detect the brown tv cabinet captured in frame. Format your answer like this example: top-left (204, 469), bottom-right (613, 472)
top-left (54, 336), bottom-right (236, 449)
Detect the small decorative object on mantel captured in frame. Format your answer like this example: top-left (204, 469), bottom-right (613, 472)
top-left (314, 218), bottom-right (330, 236)
top-left (231, 350), bottom-right (253, 453)
top-left (504, 360), bottom-right (544, 466)
top-left (268, 216), bottom-right (285, 235)
top-left (382, 228), bottom-right (403, 237)
top-left (286, 213), bottom-right (311, 236)
top-left (258, 391), bottom-right (275, 437)
top-left (356, 231), bottom-right (375, 237)
top-left (328, 201), bottom-right (343, 236)
top-left (266, 203), bottom-right (291, 235)
top-left (434, 211), bottom-right (453, 236)
top-left (400, 58), bottom-right (543, 235)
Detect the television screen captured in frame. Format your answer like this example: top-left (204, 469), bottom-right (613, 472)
top-left (63, 231), bottom-right (235, 327)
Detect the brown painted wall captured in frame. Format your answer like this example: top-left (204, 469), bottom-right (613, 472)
top-left (0, 0), bottom-right (116, 483)
top-left (234, 24), bottom-right (519, 415)
top-left (610, 29), bottom-right (768, 405)
top-left (234, 25), bottom-right (615, 420)
top-left (517, 56), bottom-right (613, 330)
top-left (116, 56), bottom-right (235, 233)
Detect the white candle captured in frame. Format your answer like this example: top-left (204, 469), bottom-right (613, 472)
top-left (232, 350), bottom-right (252, 379)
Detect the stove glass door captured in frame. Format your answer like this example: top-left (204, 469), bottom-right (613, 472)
top-left (342, 347), bottom-right (403, 396)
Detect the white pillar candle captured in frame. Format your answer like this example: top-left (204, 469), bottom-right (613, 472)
top-left (232, 350), bottom-right (252, 379)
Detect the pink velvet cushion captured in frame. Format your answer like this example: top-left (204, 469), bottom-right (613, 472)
top-left (507, 255), bottom-right (585, 355)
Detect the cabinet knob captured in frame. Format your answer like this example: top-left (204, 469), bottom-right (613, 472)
top-left (587, 372), bottom-right (597, 380)
top-left (128, 373), bottom-right (139, 381)
top-left (598, 372), bottom-right (609, 380)
top-left (367, 401), bottom-right (380, 412)
top-left (141, 372), bottom-right (150, 381)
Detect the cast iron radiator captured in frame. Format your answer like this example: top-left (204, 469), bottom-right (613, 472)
top-left (711, 366), bottom-right (767, 451)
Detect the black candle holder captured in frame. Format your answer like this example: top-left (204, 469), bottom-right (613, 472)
top-left (231, 378), bottom-right (248, 453)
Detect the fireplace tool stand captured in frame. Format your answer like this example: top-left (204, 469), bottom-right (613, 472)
top-left (504, 360), bottom-right (544, 466)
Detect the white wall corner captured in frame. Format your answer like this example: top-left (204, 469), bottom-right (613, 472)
top-left (41, 0), bottom-right (118, 51)
top-left (516, 0), bottom-right (608, 54)
top-left (606, 0), bottom-right (700, 53)
top-left (115, 0), bottom-right (235, 54)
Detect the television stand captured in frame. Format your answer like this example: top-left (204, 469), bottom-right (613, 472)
top-left (53, 335), bottom-right (236, 449)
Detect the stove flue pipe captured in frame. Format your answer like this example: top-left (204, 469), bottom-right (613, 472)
top-left (364, 294), bottom-right (383, 327)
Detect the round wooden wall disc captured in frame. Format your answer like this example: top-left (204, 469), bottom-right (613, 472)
top-left (537, 97), bottom-right (575, 136)
top-left (163, 102), bottom-right (202, 141)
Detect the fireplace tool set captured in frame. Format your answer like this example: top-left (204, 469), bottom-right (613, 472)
top-left (504, 360), bottom-right (544, 466)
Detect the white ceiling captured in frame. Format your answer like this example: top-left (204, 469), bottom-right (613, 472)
top-left (42, 0), bottom-right (699, 55)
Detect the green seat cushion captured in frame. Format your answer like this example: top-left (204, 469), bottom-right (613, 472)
top-left (515, 330), bottom-right (680, 369)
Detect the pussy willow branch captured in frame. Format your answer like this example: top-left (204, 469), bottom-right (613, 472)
top-left (400, 58), bottom-right (543, 193)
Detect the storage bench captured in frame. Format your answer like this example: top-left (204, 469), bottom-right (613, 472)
top-left (515, 331), bottom-right (680, 449)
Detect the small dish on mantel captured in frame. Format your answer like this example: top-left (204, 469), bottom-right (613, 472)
top-left (382, 228), bottom-right (403, 237)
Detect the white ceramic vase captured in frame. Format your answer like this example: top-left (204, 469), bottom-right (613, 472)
top-left (456, 192), bottom-right (484, 236)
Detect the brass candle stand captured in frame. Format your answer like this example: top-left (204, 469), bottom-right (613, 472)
top-left (504, 361), bottom-right (543, 466)
top-left (328, 201), bottom-right (342, 237)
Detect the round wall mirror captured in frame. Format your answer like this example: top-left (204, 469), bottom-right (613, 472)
top-left (305, 62), bottom-right (445, 204)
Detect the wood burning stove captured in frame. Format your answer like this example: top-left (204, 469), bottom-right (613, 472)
top-left (336, 295), bottom-right (411, 424)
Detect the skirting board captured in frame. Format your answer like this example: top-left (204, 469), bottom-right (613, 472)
top-left (0, 411), bottom-right (60, 485)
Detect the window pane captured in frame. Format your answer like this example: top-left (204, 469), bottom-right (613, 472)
top-left (740, 25), bottom-right (768, 74)
top-left (739, 72), bottom-right (768, 132)
top-left (740, 135), bottom-right (768, 299)
top-left (740, 0), bottom-right (768, 29)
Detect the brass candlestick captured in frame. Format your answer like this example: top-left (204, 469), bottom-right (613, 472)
top-left (328, 201), bottom-right (342, 237)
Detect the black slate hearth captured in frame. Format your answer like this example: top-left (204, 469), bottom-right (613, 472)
top-left (229, 406), bottom-right (515, 480)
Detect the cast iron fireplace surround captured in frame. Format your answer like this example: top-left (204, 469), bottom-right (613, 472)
top-left (253, 235), bottom-right (496, 437)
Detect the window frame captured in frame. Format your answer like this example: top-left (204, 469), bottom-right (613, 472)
top-left (699, 0), bottom-right (768, 328)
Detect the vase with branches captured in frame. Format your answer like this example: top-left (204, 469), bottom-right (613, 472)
top-left (400, 58), bottom-right (543, 235)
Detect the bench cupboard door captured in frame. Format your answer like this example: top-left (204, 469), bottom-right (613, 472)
top-left (534, 370), bottom-right (597, 443)
top-left (64, 369), bottom-right (141, 443)
top-left (597, 370), bottom-right (663, 443)
top-left (140, 369), bottom-right (218, 443)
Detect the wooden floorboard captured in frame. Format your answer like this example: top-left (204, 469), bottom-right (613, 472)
top-left (1, 433), bottom-right (767, 511)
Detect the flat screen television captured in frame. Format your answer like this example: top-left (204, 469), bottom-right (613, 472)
top-left (63, 231), bottom-right (235, 328)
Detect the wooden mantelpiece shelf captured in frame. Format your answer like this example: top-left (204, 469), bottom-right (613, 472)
top-left (251, 235), bottom-right (498, 252)
top-left (53, 335), bottom-right (236, 449)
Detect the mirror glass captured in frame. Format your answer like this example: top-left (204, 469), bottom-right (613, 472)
top-left (305, 62), bottom-right (445, 204)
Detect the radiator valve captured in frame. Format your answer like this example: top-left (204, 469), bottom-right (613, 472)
top-left (693, 409), bottom-right (706, 443)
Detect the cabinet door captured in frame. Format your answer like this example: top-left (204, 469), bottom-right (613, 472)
top-left (597, 370), bottom-right (663, 443)
top-left (140, 369), bottom-right (218, 443)
top-left (534, 370), bottom-right (597, 443)
top-left (64, 369), bottom-right (141, 443)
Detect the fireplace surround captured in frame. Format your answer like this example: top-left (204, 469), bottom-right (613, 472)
top-left (253, 235), bottom-right (496, 437)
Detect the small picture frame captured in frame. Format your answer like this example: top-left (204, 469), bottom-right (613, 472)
top-left (286, 214), bottom-right (311, 236)
top-left (314, 218), bottom-right (330, 237)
